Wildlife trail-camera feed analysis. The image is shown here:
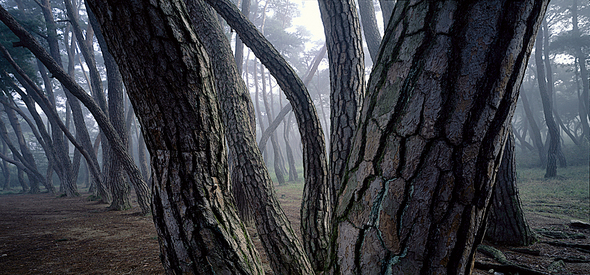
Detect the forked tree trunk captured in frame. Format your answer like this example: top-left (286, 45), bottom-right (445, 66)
top-left (87, 0), bottom-right (264, 273)
top-left (331, 1), bottom-right (548, 274)
top-left (486, 130), bottom-right (537, 246)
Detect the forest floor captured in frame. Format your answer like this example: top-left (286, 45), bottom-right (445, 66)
top-left (0, 166), bottom-right (588, 274)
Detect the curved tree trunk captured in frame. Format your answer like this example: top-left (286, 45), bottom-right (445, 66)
top-left (86, 0), bottom-right (265, 273)
top-left (486, 130), bottom-right (537, 246)
top-left (202, 3), bottom-right (331, 272)
top-left (3, 97), bottom-right (41, 193)
top-left (185, 1), bottom-right (314, 273)
top-left (520, 90), bottom-right (546, 166)
top-left (332, 1), bottom-right (548, 274)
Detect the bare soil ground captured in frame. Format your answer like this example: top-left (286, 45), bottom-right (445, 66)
top-left (0, 187), bottom-right (589, 274)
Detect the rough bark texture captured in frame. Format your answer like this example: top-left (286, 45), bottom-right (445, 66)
top-left (534, 29), bottom-right (559, 178)
top-left (202, 2), bottom-right (330, 272)
top-left (318, 0), bottom-right (366, 270)
top-left (331, 1), bottom-right (548, 274)
top-left (86, 0), bottom-right (264, 273)
top-left (185, 1), bottom-right (314, 273)
top-left (486, 130), bottom-right (537, 246)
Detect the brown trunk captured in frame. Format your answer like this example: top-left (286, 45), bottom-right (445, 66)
top-left (86, 0), bottom-right (265, 273)
top-left (486, 130), bottom-right (537, 246)
top-left (332, 1), bottom-right (548, 274)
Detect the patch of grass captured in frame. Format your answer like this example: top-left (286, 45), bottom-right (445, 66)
top-left (517, 165), bottom-right (590, 222)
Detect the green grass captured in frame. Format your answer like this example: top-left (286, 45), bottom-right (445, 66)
top-left (517, 165), bottom-right (590, 222)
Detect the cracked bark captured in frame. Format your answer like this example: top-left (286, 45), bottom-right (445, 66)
top-left (86, 0), bottom-right (265, 273)
top-left (184, 0), bottom-right (314, 273)
top-left (486, 130), bottom-right (537, 246)
top-left (332, 1), bottom-right (548, 274)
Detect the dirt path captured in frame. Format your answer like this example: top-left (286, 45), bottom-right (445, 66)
top-left (0, 193), bottom-right (164, 275)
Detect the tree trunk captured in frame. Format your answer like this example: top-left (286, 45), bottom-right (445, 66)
top-left (378, 0), bottom-right (395, 28)
top-left (86, 0), bottom-right (265, 273)
top-left (358, 0), bottom-right (382, 62)
top-left (86, 6), bottom-right (132, 210)
top-left (260, 65), bottom-right (286, 185)
top-left (1, 140), bottom-right (10, 190)
top-left (520, 90), bottom-right (546, 166)
top-left (572, 0), bottom-right (590, 141)
top-left (234, 0), bottom-right (250, 74)
top-left (284, 112), bottom-right (298, 181)
top-left (202, 3), bottom-right (331, 272)
top-left (486, 130), bottom-right (537, 246)
top-left (332, 1), bottom-right (548, 274)
top-left (535, 27), bottom-right (559, 178)
top-left (4, 97), bottom-right (41, 193)
top-left (185, 1), bottom-right (314, 273)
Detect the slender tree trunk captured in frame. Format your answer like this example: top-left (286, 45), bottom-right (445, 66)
top-left (358, 0), bottom-right (382, 62)
top-left (520, 90), bottom-right (546, 166)
top-left (535, 28), bottom-right (559, 178)
top-left (378, 0), bottom-right (395, 28)
top-left (1, 140), bottom-right (10, 190)
top-left (4, 98), bottom-right (40, 193)
top-left (332, 1), bottom-right (548, 274)
top-left (572, 0), bottom-right (590, 141)
top-left (86, 1), bottom-right (265, 273)
top-left (284, 112), bottom-right (298, 181)
top-left (261, 65), bottom-right (286, 184)
top-left (234, 0), bottom-right (250, 74)
top-left (486, 130), bottom-right (537, 246)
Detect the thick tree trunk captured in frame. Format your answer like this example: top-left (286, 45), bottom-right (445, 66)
top-left (486, 130), bottom-right (537, 246)
top-left (86, 0), bottom-right (265, 273)
top-left (332, 1), bottom-right (548, 274)
top-left (535, 28), bottom-right (559, 178)
top-left (185, 1), bottom-right (314, 273)
top-left (1, 140), bottom-right (10, 190)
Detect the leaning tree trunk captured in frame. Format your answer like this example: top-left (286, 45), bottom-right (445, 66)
top-left (520, 90), bottom-right (546, 166)
top-left (86, 0), bottom-right (265, 273)
top-left (4, 98), bottom-right (41, 193)
top-left (185, 1), bottom-right (315, 273)
top-left (485, 129), bottom-right (537, 246)
top-left (358, 0), bottom-right (382, 63)
top-left (535, 28), bottom-right (559, 178)
top-left (331, 1), bottom-right (548, 274)
top-left (203, 2), bottom-right (331, 272)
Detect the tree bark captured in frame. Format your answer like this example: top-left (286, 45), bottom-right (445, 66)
top-left (535, 28), bottom-right (559, 178)
top-left (86, 0), bottom-right (265, 273)
top-left (358, 0), bottom-right (382, 62)
top-left (201, 3), bottom-right (331, 271)
top-left (485, 130), bottom-right (537, 246)
top-left (332, 1), bottom-right (548, 274)
top-left (184, 1), bottom-right (314, 273)
top-left (317, 0), bottom-right (366, 270)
